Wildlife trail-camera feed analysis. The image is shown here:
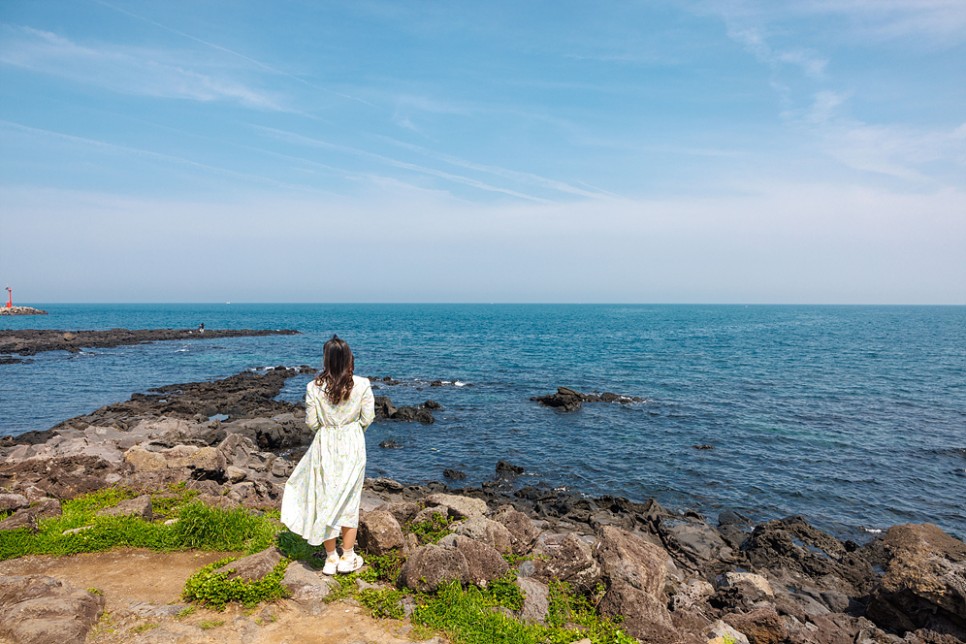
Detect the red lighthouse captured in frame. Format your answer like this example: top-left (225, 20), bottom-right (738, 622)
top-left (5, 287), bottom-right (11, 309)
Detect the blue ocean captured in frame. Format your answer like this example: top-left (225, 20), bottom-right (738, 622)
top-left (2, 304), bottom-right (964, 541)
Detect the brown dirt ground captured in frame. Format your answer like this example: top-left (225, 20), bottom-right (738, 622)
top-left (0, 549), bottom-right (444, 644)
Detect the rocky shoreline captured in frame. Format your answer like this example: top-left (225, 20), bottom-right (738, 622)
top-left (0, 328), bottom-right (300, 357)
top-left (1, 368), bottom-right (964, 643)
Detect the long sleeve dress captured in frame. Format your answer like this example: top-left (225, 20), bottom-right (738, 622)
top-left (280, 375), bottom-right (375, 546)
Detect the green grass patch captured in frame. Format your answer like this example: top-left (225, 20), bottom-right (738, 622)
top-left (410, 579), bottom-right (636, 644)
top-left (358, 588), bottom-right (407, 619)
top-left (406, 512), bottom-right (455, 544)
top-left (0, 489), bottom-right (284, 561)
top-left (275, 529), bottom-right (320, 565)
top-left (182, 557), bottom-right (291, 610)
top-left (358, 550), bottom-right (404, 584)
top-left (172, 502), bottom-right (278, 554)
top-left (481, 571), bottom-right (524, 612)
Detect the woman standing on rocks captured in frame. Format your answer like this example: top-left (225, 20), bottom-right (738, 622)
top-left (281, 335), bottom-right (375, 574)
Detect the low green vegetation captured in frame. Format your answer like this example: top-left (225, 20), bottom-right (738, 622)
top-left (2, 487), bottom-right (637, 643)
top-left (182, 557), bottom-right (290, 610)
top-left (358, 587), bottom-right (408, 619)
top-left (410, 579), bottom-right (636, 644)
top-left (0, 486), bottom-right (281, 561)
top-left (406, 511), bottom-right (455, 544)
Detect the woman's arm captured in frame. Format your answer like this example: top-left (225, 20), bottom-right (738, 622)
top-left (359, 380), bottom-right (375, 430)
top-left (305, 384), bottom-right (322, 430)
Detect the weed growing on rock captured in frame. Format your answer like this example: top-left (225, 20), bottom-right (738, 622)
top-left (407, 512), bottom-right (455, 544)
top-left (358, 588), bottom-right (408, 619)
top-left (480, 571), bottom-right (524, 612)
top-left (359, 550), bottom-right (404, 584)
top-left (182, 557), bottom-right (291, 610)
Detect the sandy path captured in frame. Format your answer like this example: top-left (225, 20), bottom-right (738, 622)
top-left (0, 549), bottom-right (442, 644)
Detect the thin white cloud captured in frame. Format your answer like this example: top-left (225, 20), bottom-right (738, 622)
top-left (380, 138), bottom-right (616, 200)
top-left (92, 0), bottom-right (374, 106)
top-left (784, 91), bottom-right (965, 183)
top-left (0, 25), bottom-right (285, 110)
top-left (798, 0), bottom-right (966, 44)
top-left (723, 23), bottom-right (827, 80)
top-left (253, 125), bottom-right (550, 203)
top-left (0, 120), bottom-right (322, 192)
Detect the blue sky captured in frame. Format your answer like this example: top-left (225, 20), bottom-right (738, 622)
top-left (1, 1), bottom-right (963, 303)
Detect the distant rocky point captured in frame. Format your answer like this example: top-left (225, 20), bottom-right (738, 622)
top-left (0, 306), bottom-right (47, 316)
top-left (0, 328), bottom-right (299, 356)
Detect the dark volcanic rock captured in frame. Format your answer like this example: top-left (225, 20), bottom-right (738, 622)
top-left (41, 367), bottom-right (312, 434)
top-left (443, 468), bottom-right (466, 480)
top-left (595, 525), bottom-right (679, 642)
top-left (531, 386), bottom-right (643, 412)
top-left (865, 523), bottom-right (966, 638)
top-left (0, 328), bottom-right (299, 356)
top-left (528, 532), bottom-right (602, 593)
top-left (398, 544), bottom-right (470, 592)
top-left (380, 440), bottom-right (402, 449)
top-left (373, 396), bottom-right (436, 424)
top-left (358, 510), bottom-right (405, 555)
top-left (495, 460), bottom-right (525, 477)
top-left (741, 515), bottom-right (878, 597)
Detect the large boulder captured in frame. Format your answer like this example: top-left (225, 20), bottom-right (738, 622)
top-left (0, 575), bottom-right (104, 644)
top-left (0, 499), bottom-right (62, 533)
top-left (438, 534), bottom-right (509, 585)
top-left (865, 523), bottom-right (966, 638)
top-left (656, 514), bottom-right (735, 574)
top-left (490, 504), bottom-right (541, 554)
top-left (741, 516), bottom-right (877, 600)
top-left (378, 500), bottom-right (421, 526)
top-left (722, 606), bottom-right (786, 644)
top-left (526, 532), bottom-right (602, 593)
top-left (0, 493), bottom-right (29, 513)
top-left (358, 509), bottom-right (405, 554)
top-left (282, 561), bottom-right (337, 615)
top-left (214, 548), bottom-right (283, 581)
top-left (516, 576), bottom-right (550, 624)
top-left (596, 525), bottom-right (678, 642)
top-left (425, 493), bottom-right (488, 519)
top-left (451, 516), bottom-right (515, 555)
top-left (96, 494), bottom-right (153, 520)
top-left (398, 544), bottom-right (470, 593)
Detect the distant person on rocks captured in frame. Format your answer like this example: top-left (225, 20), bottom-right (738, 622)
top-left (281, 335), bottom-right (374, 574)
top-left (197, 323), bottom-right (205, 333)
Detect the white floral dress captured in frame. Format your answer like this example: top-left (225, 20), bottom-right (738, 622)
top-left (281, 375), bottom-right (375, 546)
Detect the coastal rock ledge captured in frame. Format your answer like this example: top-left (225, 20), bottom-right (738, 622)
top-left (0, 306), bottom-right (47, 316)
top-left (1, 368), bottom-right (965, 644)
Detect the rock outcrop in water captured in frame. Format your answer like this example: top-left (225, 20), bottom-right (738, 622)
top-left (0, 328), bottom-right (300, 357)
top-left (1, 368), bottom-right (964, 644)
top-left (532, 386), bottom-right (644, 412)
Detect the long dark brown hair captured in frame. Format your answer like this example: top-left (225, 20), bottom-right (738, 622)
top-left (315, 335), bottom-right (354, 404)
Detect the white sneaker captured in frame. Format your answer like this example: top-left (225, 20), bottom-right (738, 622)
top-left (337, 551), bottom-right (364, 573)
top-left (321, 552), bottom-right (339, 576)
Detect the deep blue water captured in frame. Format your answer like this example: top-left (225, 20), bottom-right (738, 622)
top-left (2, 304), bottom-right (964, 541)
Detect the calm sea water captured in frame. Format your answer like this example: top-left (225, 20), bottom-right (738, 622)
top-left (2, 304), bottom-right (964, 541)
